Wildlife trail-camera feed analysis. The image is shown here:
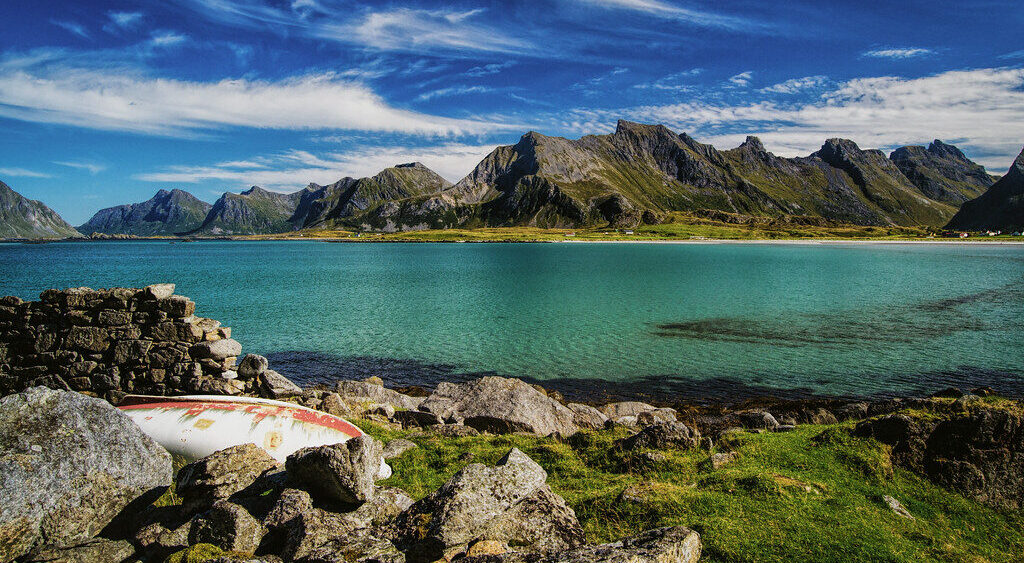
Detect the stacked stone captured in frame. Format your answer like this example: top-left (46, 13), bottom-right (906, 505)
top-left (0, 284), bottom-right (261, 401)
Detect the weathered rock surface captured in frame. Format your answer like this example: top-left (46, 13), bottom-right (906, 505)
top-left (598, 401), bottom-right (656, 420)
top-left (260, 370), bottom-right (303, 398)
top-left (335, 380), bottom-right (424, 411)
top-left (176, 443), bottom-right (280, 515)
top-left (382, 439), bottom-right (418, 459)
top-left (286, 436), bottom-right (384, 505)
top-left (566, 403), bottom-right (608, 430)
top-left (418, 377), bottom-right (578, 437)
top-left (189, 500), bottom-right (264, 553)
top-left (460, 526), bottom-right (701, 563)
top-left (393, 448), bottom-right (582, 562)
top-left (854, 406), bottom-right (1024, 510)
top-left (0, 387), bottom-right (171, 562)
top-left (22, 538), bottom-right (137, 563)
top-left (617, 422), bottom-right (700, 451)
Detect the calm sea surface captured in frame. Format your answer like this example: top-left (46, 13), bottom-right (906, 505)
top-left (2, 241), bottom-right (1022, 401)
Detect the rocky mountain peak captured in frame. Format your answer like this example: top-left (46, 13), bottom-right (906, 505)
top-left (394, 162), bottom-right (426, 169)
top-left (817, 138), bottom-right (862, 159)
top-left (739, 136), bottom-right (766, 152)
top-left (927, 140), bottom-right (969, 162)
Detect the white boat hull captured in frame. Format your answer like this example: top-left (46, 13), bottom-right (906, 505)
top-left (118, 394), bottom-right (391, 478)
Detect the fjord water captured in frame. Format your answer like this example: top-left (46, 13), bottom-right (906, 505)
top-left (2, 241), bottom-right (1022, 400)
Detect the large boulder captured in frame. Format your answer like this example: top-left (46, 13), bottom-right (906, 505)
top-left (175, 443), bottom-right (281, 515)
top-left (597, 401), bottom-right (656, 419)
top-left (565, 403), bottom-right (608, 430)
top-left (617, 422), bottom-right (700, 451)
top-left (189, 339), bottom-right (242, 362)
top-left (189, 500), bottom-right (263, 553)
top-left (285, 436), bottom-right (384, 505)
top-left (460, 526), bottom-right (701, 563)
top-left (393, 448), bottom-right (584, 562)
top-left (418, 377), bottom-right (578, 437)
top-left (335, 380), bottom-right (424, 411)
top-left (260, 370), bottom-right (303, 399)
top-left (0, 387), bottom-right (172, 562)
top-left (855, 407), bottom-right (1024, 510)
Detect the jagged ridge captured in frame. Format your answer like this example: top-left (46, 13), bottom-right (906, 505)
top-left (78, 189), bottom-right (212, 236)
top-left (0, 181), bottom-right (81, 239)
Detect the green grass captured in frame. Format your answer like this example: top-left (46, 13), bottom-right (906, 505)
top-left (357, 420), bottom-right (1024, 562)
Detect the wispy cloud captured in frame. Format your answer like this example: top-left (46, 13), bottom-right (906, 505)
top-left (759, 75), bottom-right (829, 94)
top-left (1000, 49), bottom-right (1024, 60)
top-left (634, 68), bottom-right (703, 91)
top-left (465, 61), bottom-right (516, 77)
top-left (0, 61), bottom-right (514, 137)
top-left (566, 68), bottom-right (1024, 173)
top-left (150, 31), bottom-right (188, 47)
top-left (54, 161), bottom-right (106, 175)
top-left (577, 0), bottom-right (766, 32)
top-left (416, 85), bottom-right (496, 102)
top-left (136, 143), bottom-right (499, 188)
top-left (178, 1), bottom-right (531, 56)
top-left (727, 71), bottom-right (753, 87)
top-left (51, 20), bottom-right (90, 39)
top-left (106, 11), bottom-right (143, 32)
top-left (862, 47), bottom-right (933, 59)
top-left (0, 167), bottom-right (52, 178)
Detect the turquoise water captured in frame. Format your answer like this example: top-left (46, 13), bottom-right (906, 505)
top-left (2, 241), bottom-right (1023, 400)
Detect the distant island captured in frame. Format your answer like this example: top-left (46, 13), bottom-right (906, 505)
top-left (3, 121), bottom-right (1023, 241)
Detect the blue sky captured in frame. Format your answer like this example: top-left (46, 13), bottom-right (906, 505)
top-left (1, 0), bottom-right (1022, 224)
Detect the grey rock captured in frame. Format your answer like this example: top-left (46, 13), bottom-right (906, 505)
top-left (834, 402), bottom-right (869, 421)
top-left (22, 538), bottom-right (136, 563)
top-left (335, 380), bottom-right (424, 411)
top-left (460, 525), bottom-right (701, 563)
top-left (264, 488), bottom-right (314, 531)
top-left (883, 495), bottom-right (915, 519)
top-left (566, 403), bottom-right (607, 430)
top-left (418, 377), bottom-right (578, 437)
top-left (286, 436), bottom-right (383, 505)
top-left (144, 283), bottom-right (175, 300)
top-left (320, 393), bottom-right (355, 417)
top-left (477, 485), bottom-right (586, 555)
top-left (735, 410), bottom-right (780, 430)
top-left (636, 408), bottom-right (678, 427)
top-left (189, 500), bottom-right (264, 553)
top-left (176, 443), bottom-right (280, 515)
top-left (597, 401), bottom-right (656, 419)
top-left (260, 370), bottom-right (303, 399)
top-left (617, 422), bottom-right (700, 451)
top-left (189, 338), bottom-right (242, 362)
top-left (237, 354), bottom-right (269, 379)
top-left (0, 387), bottom-right (171, 562)
top-left (393, 448), bottom-right (552, 562)
top-left (382, 439), bottom-right (418, 460)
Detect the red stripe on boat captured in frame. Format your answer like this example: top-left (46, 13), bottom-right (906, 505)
top-left (118, 401), bottom-right (363, 437)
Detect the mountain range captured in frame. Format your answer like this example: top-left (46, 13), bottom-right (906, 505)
top-left (2, 121), bottom-right (1022, 238)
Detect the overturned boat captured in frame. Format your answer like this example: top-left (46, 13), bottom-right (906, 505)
top-left (118, 394), bottom-right (391, 478)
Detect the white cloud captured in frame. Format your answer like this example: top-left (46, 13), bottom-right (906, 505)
top-left (1000, 50), bottom-right (1024, 60)
top-left (341, 9), bottom-right (528, 54)
top-left (727, 71), bottom-right (753, 87)
top-left (0, 63), bottom-right (513, 137)
top-left (577, 0), bottom-right (764, 31)
top-left (416, 85), bottom-right (496, 102)
top-left (0, 167), bottom-right (52, 178)
top-left (135, 143), bottom-right (499, 188)
top-left (51, 20), bottom-right (90, 39)
top-left (107, 11), bottom-right (143, 31)
top-left (465, 61), bottom-right (516, 77)
top-left (862, 47), bottom-right (933, 59)
top-left (179, 1), bottom-right (530, 56)
top-left (759, 75), bottom-right (828, 94)
top-left (54, 161), bottom-right (106, 174)
top-left (569, 67), bottom-right (1024, 173)
top-left (150, 31), bottom-right (188, 47)
top-left (634, 68), bottom-right (703, 90)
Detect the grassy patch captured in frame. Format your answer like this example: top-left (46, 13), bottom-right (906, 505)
top-left (359, 421), bottom-right (1024, 562)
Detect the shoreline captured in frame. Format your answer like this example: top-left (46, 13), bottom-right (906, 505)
top-left (5, 236), bottom-right (1024, 245)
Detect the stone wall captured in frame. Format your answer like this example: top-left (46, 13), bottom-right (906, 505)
top-left (0, 284), bottom-right (269, 401)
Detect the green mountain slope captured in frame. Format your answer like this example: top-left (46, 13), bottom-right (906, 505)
top-left (0, 180), bottom-right (81, 239)
top-left (77, 189), bottom-right (212, 236)
top-left (946, 147), bottom-right (1024, 231)
top-left (188, 186), bottom-right (302, 235)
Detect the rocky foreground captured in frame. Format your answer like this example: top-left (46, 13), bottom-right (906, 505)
top-left (1, 285), bottom-right (1023, 562)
